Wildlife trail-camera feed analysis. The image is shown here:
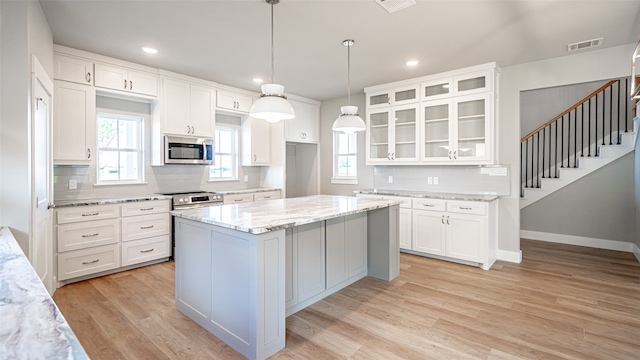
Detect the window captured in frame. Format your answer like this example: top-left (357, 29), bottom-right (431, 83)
top-left (332, 131), bottom-right (358, 184)
top-left (96, 112), bottom-right (143, 184)
top-left (209, 125), bottom-right (238, 181)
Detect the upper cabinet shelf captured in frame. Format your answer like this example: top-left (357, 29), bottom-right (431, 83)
top-left (365, 63), bottom-right (499, 166)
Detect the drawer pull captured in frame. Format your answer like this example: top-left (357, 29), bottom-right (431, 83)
top-left (81, 233), bottom-right (99, 238)
top-left (423, 204), bottom-right (435, 207)
top-left (81, 259), bottom-right (100, 265)
top-left (234, 199), bottom-right (243, 202)
top-left (140, 207), bottom-right (154, 211)
top-left (459, 207), bottom-right (473, 210)
top-left (81, 212), bottom-right (99, 217)
top-left (140, 225), bottom-right (154, 229)
top-left (262, 196), bottom-right (272, 199)
top-left (140, 248), bottom-right (154, 253)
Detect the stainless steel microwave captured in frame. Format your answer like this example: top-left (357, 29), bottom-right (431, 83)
top-left (164, 135), bottom-right (213, 165)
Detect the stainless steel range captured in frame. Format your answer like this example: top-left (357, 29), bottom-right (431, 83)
top-left (160, 191), bottom-right (224, 259)
top-left (162, 191), bottom-right (224, 210)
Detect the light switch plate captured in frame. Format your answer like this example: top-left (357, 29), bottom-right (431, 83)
top-left (427, 177), bottom-right (433, 184)
top-left (244, 175), bottom-right (249, 182)
top-left (68, 179), bottom-right (77, 190)
top-left (433, 177), bottom-right (439, 185)
top-left (488, 167), bottom-right (508, 176)
top-left (388, 176), bottom-right (393, 183)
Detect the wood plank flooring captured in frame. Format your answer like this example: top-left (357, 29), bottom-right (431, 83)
top-left (52, 239), bottom-right (640, 359)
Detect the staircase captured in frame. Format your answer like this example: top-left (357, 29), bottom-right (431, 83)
top-left (520, 78), bottom-right (637, 209)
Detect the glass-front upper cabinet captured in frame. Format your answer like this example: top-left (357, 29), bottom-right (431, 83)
top-left (453, 94), bottom-right (491, 162)
top-left (453, 70), bottom-right (492, 96)
top-left (366, 104), bottom-right (419, 164)
top-left (367, 84), bottom-right (419, 109)
top-left (421, 78), bottom-right (453, 101)
top-left (421, 99), bottom-right (452, 161)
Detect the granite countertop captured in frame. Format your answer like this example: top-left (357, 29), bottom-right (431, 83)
top-left (212, 188), bottom-right (281, 195)
top-left (0, 227), bottom-right (89, 359)
top-left (355, 189), bottom-right (500, 202)
top-left (171, 194), bottom-right (400, 234)
top-left (52, 194), bottom-right (172, 208)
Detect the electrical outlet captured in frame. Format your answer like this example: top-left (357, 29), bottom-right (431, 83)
top-left (68, 179), bottom-right (77, 190)
top-left (388, 176), bottom-right (393, 183)
top-left (427, 177), bottom-right (433, 184)
top-left (433, 177), bottom-right (439, 185)
top-left (244, 175), bottom-right (249, 182)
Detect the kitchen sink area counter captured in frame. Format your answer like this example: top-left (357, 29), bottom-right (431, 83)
top-left (52, 194), bottom-right (172, 208)
top-left (355, 189), bottom-right (500, 202)
top-left (211, 187), bottom-right (281, 196)
top-left (0, 227), bottom-right (89, 359)
top-left (172, 194), bottom-right (400, 360)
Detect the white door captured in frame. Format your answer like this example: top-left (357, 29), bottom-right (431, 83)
top-left (412, 210), bottom-right (446, 256)
top-left (32, 56), bottom-right (54, 294)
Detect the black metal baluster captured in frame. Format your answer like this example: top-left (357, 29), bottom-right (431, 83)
top-left (625, 78), bottom-right (629, 132)
top-left (555, 120), bottom-right (558, 177)
top-left (602, 88), bottom-right (606, 146)
top-left (537, 133), bottom-right (540, 187)
top-left (542, 127), bottom-right (546, 178)
top-left (561, 114), bottom-right (564, 168)
top-left (524, 139), bottom-right (528, 189)
top-left (609, 85), bottom-right (613, 145)
top-left (588, 98), bottom-right (592, 156)
top-left (616, 80), bottom-right (620, 143)
top-left (568, 111), bottom-right (571, 168)
top-left (581, 102), bottom-right (585, 157)
top-left (574, 108), bottom-right (578, 168)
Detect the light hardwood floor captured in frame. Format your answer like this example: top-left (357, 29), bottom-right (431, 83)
top-left (52, 239), bottom-right (640, 359)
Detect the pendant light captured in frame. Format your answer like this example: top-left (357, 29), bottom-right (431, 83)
top-left (250, 0), bottom-right (295, 123)
top-left (332, 39), bottom-right (365, 134)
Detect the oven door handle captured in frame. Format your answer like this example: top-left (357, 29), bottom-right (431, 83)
top-left (174, 203), bottom-right (223, 210)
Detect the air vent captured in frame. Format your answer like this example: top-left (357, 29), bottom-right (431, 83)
top-left (374, 0), bottom-right (416, 14)
top-left (567, 38), bottom-right (603, 52)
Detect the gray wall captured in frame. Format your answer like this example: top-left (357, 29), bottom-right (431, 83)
top-left (0, 0), bottom-right (53, 253)
top-left (635, 118), bottom-right (640, 250)
top-left (520, 80), bottom-right (608, 137)
top-left (521, 152), bottom-right (636, 243)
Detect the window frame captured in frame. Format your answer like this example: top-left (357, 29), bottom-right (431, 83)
top-left (209, 124), bottom-right (239, 182)
top-left (332, 131), bottom-right (358, 185)
top-left (95, 111), bottom-right (145, 185)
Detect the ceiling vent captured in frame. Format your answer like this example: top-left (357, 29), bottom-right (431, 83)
top-left (567, 38), bottom-right (603, 52)
top-left (374, 0), bottom-right (416, 14)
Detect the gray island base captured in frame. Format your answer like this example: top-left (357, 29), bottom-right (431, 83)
top-left (171, 195), bottom-right (400, 360)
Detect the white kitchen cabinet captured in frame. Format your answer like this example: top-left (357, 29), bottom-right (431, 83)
top-left (121, 235), bottom-right (171, 267)
top-left (367, 84), bottom-right (419, 109)
top-left (56, 218), bottom-right (120, 253)
top-left (57, 243), bottom-right (120, 281)
top-left (223, 193), bottom-right (254, 204)
top-left (253, 190), bottom-right (281, 201)
top-left (53, 54), bottom-right (93, 85)
top-left (412, 208), bottom-right (446, 255)
top-left (366, 103), bottom-right (420, 164)
top-left (53, 80), bottom-right (95, 165)
top-left (420, 77), bottom-right (453, 101)
top-left (216, 89), bottom-right (253, 113)
top-left (162, 77), bottom-right (215, 137)
top-left (454, 70), bottom-right (493, 96)
top-left (421, 93), bottom-right (492, 164)
top-left (94, 63), bottom-right (158, 97)
top-left (241, 116), bottom-right (271, 166)
top-left (286, 99), bottom-right (319, 143)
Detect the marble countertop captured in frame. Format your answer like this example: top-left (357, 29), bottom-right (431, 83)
top-left (0, 227), bottom-right (88, 359)
top-left (212, 187), bottom-right (281, 195)
top-left (52, 194), bottom-right (172, 208)
top-left (171, 194), bottom-right (400, 234)
top-left (355, 189), bottom-right (500, 202)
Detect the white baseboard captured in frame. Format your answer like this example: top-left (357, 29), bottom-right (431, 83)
top-left (634, 243), bottom-right (640, 263)
top-left (497, 249), bottom-right (522, 263)
top-left (520, 230), bottom-right (635, 253)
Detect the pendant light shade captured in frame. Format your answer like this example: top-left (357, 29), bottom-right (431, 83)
top-left (250, 0), bottom-right (295, 123)
top-left (332, 39), bottom-right (365, 134)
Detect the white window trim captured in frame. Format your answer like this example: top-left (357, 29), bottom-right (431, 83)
top-left (209, 124), bottom-right (239, 182)
top-left (95, 111), bottom-right (145, 185)
top-left (332, 131), bottom-right (358, 185)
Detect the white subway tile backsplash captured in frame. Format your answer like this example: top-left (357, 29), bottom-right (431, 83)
top-left (372, 165), bottom-right (511, 195)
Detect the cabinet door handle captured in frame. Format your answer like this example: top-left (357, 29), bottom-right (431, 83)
top-left (87, 148), bottom-right (91, 159)
top-left (448, 150), bottom-right (452, 160)
top-left (387, 96), bottom-right (391, 104)
top-left (441, 215), bottom-right (445, 224)
top-left (140, 207), bottom-right (154, 211)
top-left (129, 80), bottom-right (133, 91)
top-left (253, 154), bottom-right (257, 161)
top-left (86, 72), bottom-right (91, 83)
top-left (140, 225), bottom-right (155, 230)
top-left (81, 233), bottom-right (99, 238)
top-left (81, 212), bottom-right (99, 217)
top-left (140, 248), bottom-right (154, 253)
top-left (453, 150), bottom-right (457, 160)
top-left (124, 79), bottom-right (128, 90)
top-left (446, 216), bottom-right (450, 225)
top-left (82, 259), bottom-right (99, 265)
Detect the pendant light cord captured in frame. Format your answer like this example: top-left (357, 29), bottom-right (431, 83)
top-left (271, 2), bottom-right (275, 84)
top-left (347, 41), bottom-right (351, 106)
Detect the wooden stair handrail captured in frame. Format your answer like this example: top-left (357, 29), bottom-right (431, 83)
top-left (521, 80), bottom-right (618, 142)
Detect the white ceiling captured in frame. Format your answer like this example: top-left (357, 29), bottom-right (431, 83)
top-left (40, 0), bottom-right (640, 101)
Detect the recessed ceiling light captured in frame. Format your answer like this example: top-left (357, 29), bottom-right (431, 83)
top-left (141, 46), bottom-right (158, 54)
top-left (253, 77), bottom-right (264, 83)
top-left (405, 59), bottom-right (419, 66)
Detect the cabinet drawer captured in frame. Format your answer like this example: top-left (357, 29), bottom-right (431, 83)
top-left (384, 195), bottom-right (412, 209)
top-left (57, 218), bottom-right (120, 252)
top-left (448, 201), bottom-right (486, 215)
top-left (413, 198), bottom-right (446, 211)
top-left (254, 190), bottom-right (281, 201)
top-left (56, 204), bottom-right (119, 224)
top-left (121, 213), bottom-right (171, 242)
top-left (121, 200), bottom-right (170, 217)
top-left (223, 194), bottom-right (254, 204)
top-left (121, 235), bottom-right (171, 267)
top-left (57, 243), bottom-right (120, 281)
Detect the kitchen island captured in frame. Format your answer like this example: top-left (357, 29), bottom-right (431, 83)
top-left (171, 195), bottom-right (400, 360)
